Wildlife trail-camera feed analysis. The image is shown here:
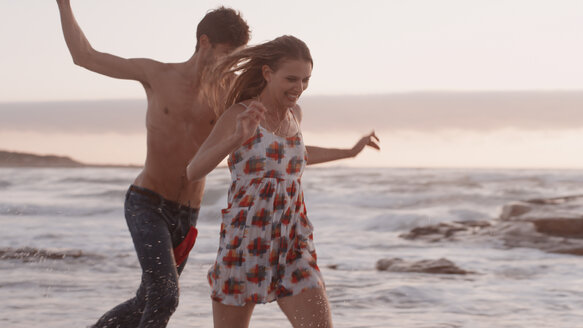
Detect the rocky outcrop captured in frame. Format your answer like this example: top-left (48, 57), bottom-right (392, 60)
top-left (400, 221), bottom-right (491, 242)
top-left (0, 150), bottom-right (83, 167)
top-left (401, 195), bottom-right (583, 256)
top-left (376, 258), bottom-right (472, 274)
top-left (0, 150), bottom-right (140, 168)
top-left (500, 195), bottom-right (583, 238)
top-left (495, 195), bottom-right (583, 255)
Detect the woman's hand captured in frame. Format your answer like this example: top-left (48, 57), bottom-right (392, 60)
top-left (234, 101), bottom-right (267, 141)
top-left (186, 102), bottom-right (265, 181)
top-left (350, 131), bottom-right (380, 157)
top-left (304, 131), bottom-right (380, 165)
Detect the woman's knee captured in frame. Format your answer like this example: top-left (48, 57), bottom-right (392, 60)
top-left (277, 287), bottom-right (333, 328)
top-left (212, 301), bottom-right (255, 328)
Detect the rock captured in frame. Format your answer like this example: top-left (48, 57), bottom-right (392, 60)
top-left (531, 218), bottom-right (583, 238)
top-left (553, 248), bottom-right (583, 256)
top-left (400, 221), bottom-right (491, 242)
top-left (376, 257), bottom-right (471, 275)
top-left (526, 194), bottom-right (583, 205)
top-left (499, 202), bottom-right (532, 220)
top-left (498, 195), bottom-right (583, 239)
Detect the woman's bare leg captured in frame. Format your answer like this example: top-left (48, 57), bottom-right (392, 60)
top-left (277, 288), bottom-right (333, 328)
top-left (212, 300), bottom-right (255, 328)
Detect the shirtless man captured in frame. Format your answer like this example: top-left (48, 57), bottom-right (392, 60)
top-left (56, 1), bottom-right (250, 327)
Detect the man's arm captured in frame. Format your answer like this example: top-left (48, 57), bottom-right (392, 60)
top-left (57, 0), bottom-right (151, 82)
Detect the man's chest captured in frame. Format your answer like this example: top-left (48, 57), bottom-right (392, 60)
top-left (145, 73), bottom-right (217, 140)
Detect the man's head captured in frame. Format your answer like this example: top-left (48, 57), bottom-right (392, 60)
top-left (195, 7), bottom-right (250, 53)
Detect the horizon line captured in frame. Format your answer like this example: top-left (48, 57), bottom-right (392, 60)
top-left (2, 88), bottom-right (583, 104)
top-left (2, 149), bottom-right (582, 172)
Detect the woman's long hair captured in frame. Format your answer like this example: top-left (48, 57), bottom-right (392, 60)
top-left (203, 35), bottom-right (312, 117)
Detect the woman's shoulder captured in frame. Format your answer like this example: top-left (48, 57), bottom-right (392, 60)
top-left (291, 104), bottom-right (303, 123)
top-left (223, 101), bottom-right (249, 116)
top-left (214, 102), bottom-right (248, 128)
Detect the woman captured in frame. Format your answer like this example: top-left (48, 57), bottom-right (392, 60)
top-left (187, 35), bottom-right (379, 328)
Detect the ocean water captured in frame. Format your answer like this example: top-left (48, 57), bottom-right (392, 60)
top-left (1, 166), bottom-right (583, 328)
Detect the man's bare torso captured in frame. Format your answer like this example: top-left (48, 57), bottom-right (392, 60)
top-left (56, 0), bottom-right (245, 209)
top-left (133, 61), bottom-right (215, 208)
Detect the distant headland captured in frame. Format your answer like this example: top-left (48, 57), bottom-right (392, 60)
top-left (0, 150), bottom-right (140, 168)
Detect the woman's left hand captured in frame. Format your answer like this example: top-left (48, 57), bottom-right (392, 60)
top-left (351, 131), bottom-right (380, 157)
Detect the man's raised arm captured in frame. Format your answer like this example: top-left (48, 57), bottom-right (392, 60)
top-left (56, 0), bottom-right (151, 82)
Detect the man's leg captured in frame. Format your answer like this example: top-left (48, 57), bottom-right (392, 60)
top-left (91, 289), bottom-right (144, 328)
top-left (92, 192), bottom-right (183, 328)
top-left (92, 259), bottom-right (188, 328)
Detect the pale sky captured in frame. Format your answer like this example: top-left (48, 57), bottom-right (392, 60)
top-left (1, 1), bottom-right (583, 169)
top-left (1, 0), bottom-right (583, 102)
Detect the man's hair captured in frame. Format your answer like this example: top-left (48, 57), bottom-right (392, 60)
top-left (195, 7), bottom-right (250, 52)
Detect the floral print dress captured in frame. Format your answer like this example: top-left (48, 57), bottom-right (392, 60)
top-left (208, 106), bottom-right (324, 306)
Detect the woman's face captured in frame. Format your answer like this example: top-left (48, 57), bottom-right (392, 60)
top-left (264, 59), bottom-right (312, 108)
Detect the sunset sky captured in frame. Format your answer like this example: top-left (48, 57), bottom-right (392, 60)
top-left (1, 1), bottom-right (583, 168)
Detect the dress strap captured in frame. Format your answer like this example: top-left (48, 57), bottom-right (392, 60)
top-left (289, 108), bottom-right (301, 132)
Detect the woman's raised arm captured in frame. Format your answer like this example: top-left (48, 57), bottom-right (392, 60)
top-left (186, 101), bottom-right (266, 181)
